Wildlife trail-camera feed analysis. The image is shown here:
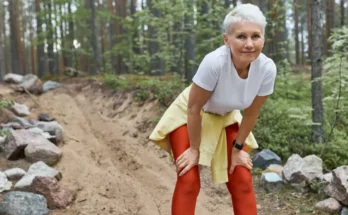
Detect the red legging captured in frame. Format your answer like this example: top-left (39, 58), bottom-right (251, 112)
top-left (169, 123), bottom-right (257, 215)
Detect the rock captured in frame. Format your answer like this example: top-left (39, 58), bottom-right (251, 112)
top-left (302, 155), bottom-right (323, 181)
top-left (3, 73), bottom-right (23, 84)
top-left (290, 181), bottom-right (308, 193)
top-left (263, 164), bottom-right (284, 177)
top-left (0, 172), bottom-right (12, 192)
top-left (342, 207), bottom-right (348, 215)
top-left (27, 127), bottom-right (55, 141)
top-left (9, 103), bottom-right (30, 117)
top-left (3, 130), bottom-right (40, 160)
top-left (325, 166), bottom-right (348, 206)
top-left (315, 197), bottom-right (343, 213)
top-left (252, 149), bottom-right (282, 170)
top-left (17, 74), bottom-right (43, 95)
top-left (283, 154), bottom-right (306, 183)
top-left (24, 135), bottom-right (62, 165)
top-left (0, 107), bottom-right (14, 124)
top-left (0, 191), bottom-right (49, 215)
top-left (32, 176), bottom-right (73, 209)
top-left (322, 173), bottom-right (333, 183)
top-left (38, 113), bottom-right (56, 122)
top-left (259, 172), bottom-right (283, 192)
top-left (42, 81), bottom-right (62, 93)
top-left (0, 135), bottom-right (6, 150)
top-left (1, 122), bottom-right (24, 129)
top-left (14, 161), bottom-right (61, 191)
top-left (32, 121), bottom-right (64, 144)
top-left (4, 168), bottom-right (26, 181)
top-left (10, 116), bottom-right (32, 128)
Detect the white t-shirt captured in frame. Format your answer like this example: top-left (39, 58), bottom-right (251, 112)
top-left (192, 46), bottom-right (277, 116)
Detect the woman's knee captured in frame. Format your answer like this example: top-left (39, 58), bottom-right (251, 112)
top-left (229, 166), bottom-right (253, 190)
top-left (176, 170), bottom-right (201, 196)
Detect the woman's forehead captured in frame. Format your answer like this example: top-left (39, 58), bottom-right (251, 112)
top-left (231, 22), bottom-right (262, 34)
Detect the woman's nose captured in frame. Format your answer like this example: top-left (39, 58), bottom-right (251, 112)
top-left (244, 39), bottom-right (254, 48)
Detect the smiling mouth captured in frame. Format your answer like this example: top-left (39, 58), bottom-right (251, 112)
top-left (242, 51), bottom-right (256, 54)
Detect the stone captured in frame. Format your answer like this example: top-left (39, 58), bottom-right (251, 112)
top-left (24, 135), bottom-right (62, 165)
top-left (325, 166), bottom-right (348, 206)
top-left (0, 191), bottom-right (49, 215)
top-left (38, 113), bottom-right (56, 122)
top-left (9, 103), bottom-right (30, 117)
top-left (259, 172), bottom-right (283, 192)
top-left (32, 176), bottom-right (73, 209)
top-left (1, 122), bottom-right (24, 129)
top-left (14, 161), bottom-right (61, 191)
top-left (42, 81), bottom-right (62, 93)
top-left (10, 116), bottom-right (32, 128)
top-left (283, 154), bottom-right (306, 183)
top-left (3, 73), bottom-right (23, 84)
top-left (315, 197), bottom-right (343, 213)
top-left (32, 121), bottom-right (64, 144)
top-left (263, 164), bottom-right (284, 177)
top-left (0, 107), bottom-right (14, 124)
top-left (27, 127), bottom-right (55, 141)
top-left (17, 74), bottom-right (43, 95)
top-left (302, 155), bottom-right (323, 181)
top-left (341, 207), bottom-right (348, 215)
top-left (3, 130), bottom-right (42, 160)
top-left (0, 172), bottom-right (12, 192)
top-left (4, 168), bottom-right (26, 181)
top-left (252, 149), bottom-right (282, 170)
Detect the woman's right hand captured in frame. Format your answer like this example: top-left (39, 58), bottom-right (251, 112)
top-left (176, 148), bottom-right (199, 176)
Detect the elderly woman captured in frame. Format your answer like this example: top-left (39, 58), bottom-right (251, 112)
top-left (150, 3), bottom-right (276, 215)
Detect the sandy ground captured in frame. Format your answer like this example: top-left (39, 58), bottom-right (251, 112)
top-left (0, 80), bottom-right (328, 215)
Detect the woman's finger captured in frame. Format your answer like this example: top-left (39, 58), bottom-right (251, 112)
top-left (176, 156), bottom-right (186, 167)
top-left (177, 161), bottom-right (188, 173)
top-left (179, 164), bottom-right (193, 176)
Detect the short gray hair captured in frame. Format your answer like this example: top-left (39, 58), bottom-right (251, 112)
top-left (223, 4), bottom-right (267, 36)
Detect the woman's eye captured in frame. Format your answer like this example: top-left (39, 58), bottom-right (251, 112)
top-left (237, 35), bottom-right (246, 39)
top-left (252, 35), bottom-right (260, 39)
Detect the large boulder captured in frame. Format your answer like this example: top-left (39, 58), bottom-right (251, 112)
top-left (24, 135), bottom-right (62, 165)
top-left (315, 197), bottom-right (343, 213)
top-left (14, 161), bottom-right (61, 191)
top-left (17, 74), bottom-right (43, 95)
top-left (10, 116), bottom-right (32, 128)
top-left (32, 176), bottom-right (73, 209)
top-left (283, 154), bottom-right (323, 185)
top-left (9, 103), bottom-right (30, 117)
top-left (252, 149), bottom-right (282, 170)
top-left (0, 191), bottom-right (49, 215)
top-left (32, 121), bottom-right (64, 144)
top-left (3, 73), bottom-right (23, 84)
top-left (3, 130), bottom-right (38, 160)
top-left (0, 172), bottom-right (12, 192)
top-left (259, 172), bottom-right (283, 192)
top-left (4, 168), bottom-right (26, 181)
top-left (325, 166), bottom-right (348, 206)
top-left (42, 81), bottom-right (62, 93)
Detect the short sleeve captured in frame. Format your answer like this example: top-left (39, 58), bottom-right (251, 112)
top-left (257, 61), bottom-right (277, 96)
top-left (192, 54), bottom-right (220, 91)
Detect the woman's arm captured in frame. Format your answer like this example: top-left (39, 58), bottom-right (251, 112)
top-left (176, 83), bottom-right (212, 176)
top-left (235, 95), bottom-right (268, 145)
top-left (229, 95), bottom-right (268, 174)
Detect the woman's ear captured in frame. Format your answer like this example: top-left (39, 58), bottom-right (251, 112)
top-left (223, 33), bottom-right (229, 47)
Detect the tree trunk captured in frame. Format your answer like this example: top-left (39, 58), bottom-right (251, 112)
top-left (307, 0), bottom-right (312, 60)
top-left (325, 0), bottom-right (335, 56)
top-left (46, 0), bottom-right (55, 75)
top-left (0, 3), bottom-right (5, 79)
top-left (18, 1), bottom-right (26, 74)
top-left (36, 0), bottom-right (45, 77)
top-left (108, 0), bottom-right (116, 74)
top-left (9, 0), bottom-right (23, 74)
top-left (310, 0), bottom-right (324, 144)
top-left (148, 0), bottom-right (164, 75)
top-left (1, 3), bottom-right (11, 74)
top-left (300, 14), bottom-right (305, 65)
top-left (232, 0), bottom-right (237, 7)
top-left (341, 0), bottom-right (345, 26)
top-left (88, 0), bottom-right (103, 75)
top-left (67, 1), bottom-right (75, 68)
top-left (294, 0), bottom-right (300, 65)
top-left (185, 0), bottom-right (196, 83)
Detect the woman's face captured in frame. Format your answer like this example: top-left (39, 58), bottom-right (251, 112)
top-left (223, 22), bottom-right (264, 66)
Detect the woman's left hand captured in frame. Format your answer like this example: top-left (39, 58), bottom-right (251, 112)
top-left (229, 148), bottom-right (253, 174)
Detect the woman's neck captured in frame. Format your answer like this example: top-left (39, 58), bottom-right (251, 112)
top-left (231, 55), bottom-right (251, 77)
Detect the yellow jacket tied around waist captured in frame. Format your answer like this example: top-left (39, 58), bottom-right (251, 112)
top-left (149, 85), bottom-right (258, 184)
